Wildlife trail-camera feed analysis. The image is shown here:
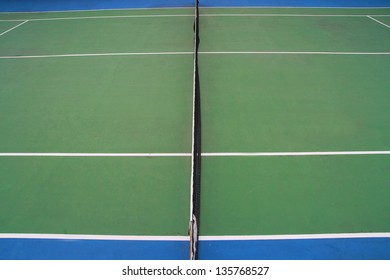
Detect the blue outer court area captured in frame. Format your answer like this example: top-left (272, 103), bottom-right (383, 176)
top-left (1, 238), bottom-right (390, 260)
top-left (0, 0), bottom-right (389, 12)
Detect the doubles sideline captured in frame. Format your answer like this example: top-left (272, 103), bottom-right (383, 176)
top-left (1, 151), bottom-right (390, 157)
top-left (1, 232), bottom-right (390, 241)
top-left (1, 51), bottom-right (390, 59)
top-left (0, 13), bottom-right (390, 22)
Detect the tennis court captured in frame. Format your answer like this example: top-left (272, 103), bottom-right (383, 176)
top-left (1, 0), bottom-right (390, 259)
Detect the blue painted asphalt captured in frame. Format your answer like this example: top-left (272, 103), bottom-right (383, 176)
top-left (2, 238), bottom-right (389, 260)
top-left (0, 0), bottom-right (389, 12)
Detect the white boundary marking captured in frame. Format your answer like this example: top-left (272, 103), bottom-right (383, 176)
top-left (202, 7), bottom-right (390, 10)
top-left (1, 151), bottom-right (390, 157)
top-left (0, 13), bottom-right (390, 22)
top-left (0, 153), bottom-right (190, 157)
top-left (0, 232), bottom-right (389, 241)
top-left (0, 233), bottom-right (189, 241)
top-left (0, 52), bottom-right (192, 59)
top-left (202, 13), bottom-right (389, 17)
top-left (0, 7), bottom-right (193, 14)
top-left (200, 232), bottom-right (390, 241)
top-left (367, 15), bottom-right (390, 28)
top-left (0, 51), bottom-right (389, 59)
top-left (0, 14), bottom-right (194, 22)
top-left (0, 20), bottom-right (28, 36)
top-left (201, 51), bottom-right (390, 55)
top-left (0, 6), bottom-right (389, 15)
top-left (203, 151), bottom-right (390, 156)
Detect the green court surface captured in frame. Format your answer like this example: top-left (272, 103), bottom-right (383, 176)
top-left (201, 16), bottom-right (390, 52)
top-left (0, 18), bottom-right (193, 55)
top-left (0, 7), bottom-right (390, 259)
top-left (201, 55), bottom-right (390, 152)
top-left (0, 56), bottom-right (193, 152)
top-left (202, 156), bottom-right (390, 235)
top-left (0, 157), bottom-right (190, 235)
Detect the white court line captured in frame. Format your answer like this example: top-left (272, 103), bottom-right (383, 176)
top-left (25, 14), bottom-right (193, 21)
top-left (1, 13), bottom-right (390, 22)
top-left (0, 14), bottom-right (193, 22)
top-left (0, 20), bottom-right (28, 36)
top-left (202, 151), bottom-right (390, 156)
top-left (0, 232), bottom-right (389, 241)
top-left (0, 233), bottom-right (189, 241)
top-left (200, 51), bottom-right (390, 55)
top-left (0, 52), bottom-right (193, 59)
top-left (0, 7), bottom-right (193, 14)
top-left (1, 6), bottom-right (389, 14)
top-left (200, 232), bottom-right (390, 241)
top-left (0, 153), bottom-right (190, 157)
top-left (367, 15), bottom-right (390, 28)
top-left (1, 151), bottom-right (390, 157)
top-left (202, 13), bottom-right (387, 17)
top-left (203, 7), bottom-right (390, 10)
top-left (0, 51), bottom-right (390, 59)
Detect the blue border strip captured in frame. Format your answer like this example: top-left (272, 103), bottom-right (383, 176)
top-left (202, 1), bottom-right (390, 8)
top-left (0, 239), bottom-right (189, 260)
top-left (1, 238), bottom-right (390, 260)
top-left (0, 1), bottom-right (193, 13)
top-left (0, 1), bottom-right (389, 12)
top-left (200, 238), bottom-right (390, 260)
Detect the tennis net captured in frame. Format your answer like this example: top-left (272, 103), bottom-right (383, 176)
top-left (189, 0), bottom-right (201, 261)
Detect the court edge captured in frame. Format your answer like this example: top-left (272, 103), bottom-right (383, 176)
top-left (1, 232), bottom-right (390, 241)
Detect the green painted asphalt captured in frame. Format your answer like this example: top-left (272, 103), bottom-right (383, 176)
top-left (0, 17), bottom-right (193, 56)
top-left (201, 156), bottom-right (390, 235)
top-left (0, 7), bottom-right (390, 237)
top-left (0, 157), bottom-right (190, 235)
top-left (0, 56), bottom-right (193, 153)
top-left (1, 9), bottom-right (389, 56)
top-left (201, 55), bottom-right (390, 152)
top-left (200, 16), bottom-right (390, 52)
